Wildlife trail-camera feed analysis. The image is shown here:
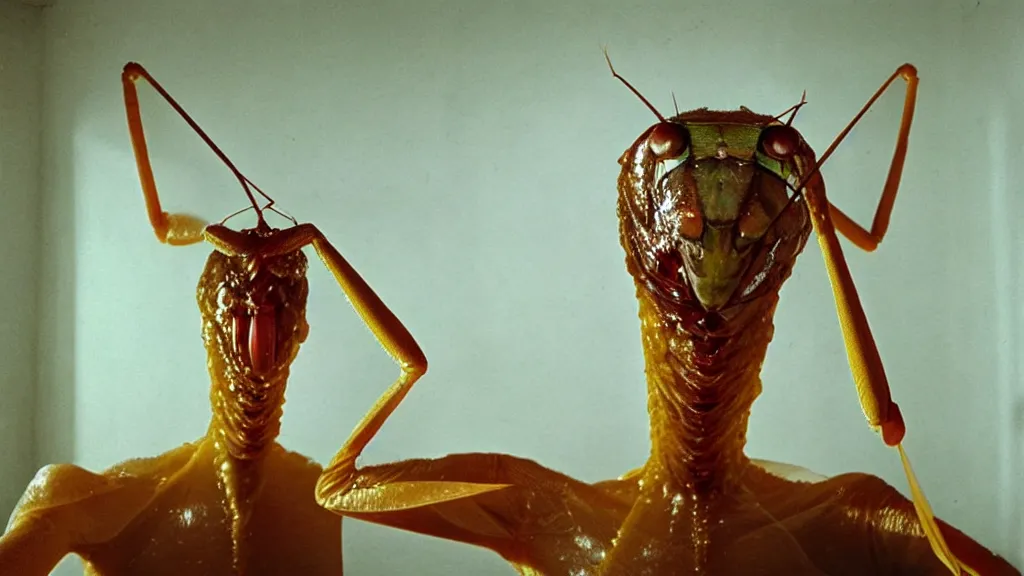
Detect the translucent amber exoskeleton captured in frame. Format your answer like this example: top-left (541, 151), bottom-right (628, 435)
top-left (0, 235), bottom-right (344, 575)
top-left (312, 66), bottom-right (1021, 575)
top-left (1, 61), bottom-right (428, 576)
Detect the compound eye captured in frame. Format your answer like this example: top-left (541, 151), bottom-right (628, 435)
top-left (759, 125), bottom-right (801, 160)
top-left (647, 122), bottom-right (690, 159)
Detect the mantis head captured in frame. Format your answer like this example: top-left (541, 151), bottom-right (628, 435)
top-left (196, 223), bottom-right (311, 382)
top-left (617, 109), bottom-right (815, 336)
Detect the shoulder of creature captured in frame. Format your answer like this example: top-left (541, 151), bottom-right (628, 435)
top-left (5, 442), bottom-right (201, 540)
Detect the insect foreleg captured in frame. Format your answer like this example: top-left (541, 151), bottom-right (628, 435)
top-left (227, 223), bottom-right (429, 495)
top-left (121, 64), bottom-right (211, 245)
top-left (795, 64), bottom-right (970, 574)
top-left (818, 64), bottom-right (919, 252)
top-left (122, 62), bottom-right (282, 243)
top-left (310, 230), bottom-right (427, 495)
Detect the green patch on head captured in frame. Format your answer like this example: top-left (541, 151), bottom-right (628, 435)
top-left (686, 124), bottom-right (762, 161)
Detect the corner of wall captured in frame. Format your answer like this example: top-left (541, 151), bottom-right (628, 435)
top-left (0, 0), bottom-right (45, 520)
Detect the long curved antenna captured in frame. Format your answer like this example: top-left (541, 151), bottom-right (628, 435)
top-left (122, 62), bottom-right (268, 229)
top-left (240, 175), bottom-right (297, 225)
top-left (786, 91), bottom-right (807, 126)
top-left (219, 199), bottom-right (298, 229)
top-left (219, 205), bottom-right (256, 226)
top-left (603, 49), bottom-right (666, 123)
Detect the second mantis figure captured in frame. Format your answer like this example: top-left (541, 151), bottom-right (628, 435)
top-left (0, 62), bottom-right (424, 576)
top-left (313, 61), bottom-right (1020, 575)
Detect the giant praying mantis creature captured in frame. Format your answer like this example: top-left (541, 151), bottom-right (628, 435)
top-left (313, 61), bottom-right (1021, 575)
top-left (0, 62), bottom-right (425, 575)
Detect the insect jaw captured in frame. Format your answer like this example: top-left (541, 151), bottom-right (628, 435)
top-left (229, 265), bottom-right (284, 378)
top-left (232, 301), bottom-right (277, 378)
top-left (199, 248), bottom-right (310, 383)
top-left (679, 225), bottom-right (751, 312)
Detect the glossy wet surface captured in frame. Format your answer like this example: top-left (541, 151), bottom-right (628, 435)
top-left (74, 440), bottom-right (341, 576)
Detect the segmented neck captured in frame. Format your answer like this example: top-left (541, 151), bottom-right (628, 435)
top-left (208, 367), bottom-right (287, 461)
top-left (206, 355), bottom-right (290, 574)
top-left (638, 289), bottom-right (776, 493)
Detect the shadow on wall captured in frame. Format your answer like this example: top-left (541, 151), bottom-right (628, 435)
top-left (32, 0), bottom-right (79, 493)
top-left (0, 2), bottom-right (47, 521)
top-left (12, 2), bottom-right (82, 572)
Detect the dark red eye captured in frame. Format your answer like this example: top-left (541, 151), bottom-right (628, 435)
top-left (655, 249), bottom-right (684, 284)
top-left (759, 125), bottom-right (800, 160)
top-left (648, 122), bottom-right (690, 159)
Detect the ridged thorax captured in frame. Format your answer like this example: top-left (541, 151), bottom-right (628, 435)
top-left (616, 108), bottom-right (815, 493)
top-left (636, 287), bottom-right (776, 493)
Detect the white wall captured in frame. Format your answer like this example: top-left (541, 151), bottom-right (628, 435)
top-left (0, 0), bottom-right (42, 524)
top-left (22, 0), bottom-right (1024, 573)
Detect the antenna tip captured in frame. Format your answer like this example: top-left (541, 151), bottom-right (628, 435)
top-left (602, 48), bottom-right (616, 74)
